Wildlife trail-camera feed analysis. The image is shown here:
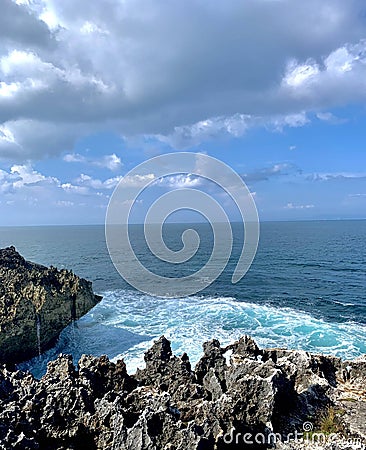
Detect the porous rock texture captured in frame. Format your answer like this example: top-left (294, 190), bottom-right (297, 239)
top-left (0, 246), bottom-right (101, 364)
top-left (0, 335), bottom-right (365, 449)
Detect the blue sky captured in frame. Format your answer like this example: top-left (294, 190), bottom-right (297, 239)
top-left (0, 0), bottom-right (365, 225)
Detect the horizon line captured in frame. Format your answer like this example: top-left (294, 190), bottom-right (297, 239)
top-left (0, 217), bottom-right (365, 228)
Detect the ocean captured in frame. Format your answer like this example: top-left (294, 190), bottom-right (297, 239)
top-left (0, 220), bottom-right (365, 378)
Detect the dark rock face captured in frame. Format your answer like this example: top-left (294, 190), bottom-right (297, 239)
top-left (0, 246), bottom-right (101, 364)
top-left (0, 335), bottom-right (365, 449)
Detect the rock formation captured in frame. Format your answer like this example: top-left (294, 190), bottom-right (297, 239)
top-left (0, 335), bottom-right (365, 449)
top-left (0, 246), bottom-right (101, 365)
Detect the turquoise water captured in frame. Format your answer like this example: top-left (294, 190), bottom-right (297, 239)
top-left (0, 220), bottom-right (365, 377)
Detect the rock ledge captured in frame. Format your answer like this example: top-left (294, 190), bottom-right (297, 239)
top-left (0, 246), bottom-right (101, 364)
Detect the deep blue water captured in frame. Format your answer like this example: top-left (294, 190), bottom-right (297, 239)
top-left (0, 220), bottom-right (365, 377)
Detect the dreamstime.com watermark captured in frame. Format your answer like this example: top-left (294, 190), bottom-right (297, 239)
top-left (223, 422), bottom-right (366, 448)
top-left (105, 152), bottom-right (259, 297)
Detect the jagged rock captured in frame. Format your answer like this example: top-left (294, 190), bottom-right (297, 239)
top-left (135, 336), bottom-right (201, 406)
top-left (78, 354), bottom-right (137, 397)
top-left (0, 246), bottom-right (101, 364)
top-left (195, 339), bottom-right (227, 398)
top-left (226, 335), bottom-right (262, 363)
top-left (0, 335), bottom-right (365, 449)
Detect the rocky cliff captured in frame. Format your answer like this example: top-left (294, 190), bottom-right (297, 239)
top-left (0, 246), bottom-right (101, 365)
top-left (0, 336), bottom-right (365, 449)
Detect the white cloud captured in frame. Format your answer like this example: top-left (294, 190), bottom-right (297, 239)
top-left (324, 46), bottom-right (354, 74)
top-left (10, 164), bottom-right (59, 187)
top-left (307, 171), bottom-right (366, 181)
top-left (0, 0), bottom-right (366, 159)
top-left (74, 173), bottom-right (123, 190)
top-left (268, 112), bottom-right (310, 132)
top-left (0, 161), bottom-right (119, 222)
top-left (283, 60), bottom-right (320, 88)
top-left (80, 21), bottom-right (108, 35)
top-left (39, 8), bottom-right (61, 30)
top-left (0, 162), bottom-right (122, 199)
top-left (316, 111), bottom-right (347, 124)
top-left (55, 200), bottom-right (74, 207)
top-left (156, 112), bottom-right (310, 148)
top-left (155, 115), bottom-right (251, 148)
top-left (0, 168), bottom-right (19, 193)
top-left (0, 124), bottom-right (17, 145)
top-left (99, 154), bottom-right (122, 171)
top-left (60, 183), bottom-right (90, 195)
top-left (61, 172), bottom-right (156, 194)
top-left (158, 174), bottom-right (202, 189)
top-left (118, 174), bottom-right (156, 188)
top-left (285, 203), bottom-right (315, 210)
top-left (316, 112), bottom-right (335, 122)
top-left (0, 81), bottom-right (20, 98)
top-left (63, 153), bottom-right (84, 163)
top-left (63, 153), bottom-right (122, 171)
top-left (349, 193), bottom-right (366, 198)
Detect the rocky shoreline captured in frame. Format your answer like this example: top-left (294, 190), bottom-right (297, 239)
top-left (0, 247), bottom-right (101, 365)
top-left (0, 247), bottom-right (365, 449)
top-left (0, 335), bottom-right (365, 449)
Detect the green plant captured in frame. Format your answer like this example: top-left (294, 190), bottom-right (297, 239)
top-left (316, 406), bottom-right (345, 435)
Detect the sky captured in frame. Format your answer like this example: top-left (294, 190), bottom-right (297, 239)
top-left (0, 0), bottom-right (365, 225)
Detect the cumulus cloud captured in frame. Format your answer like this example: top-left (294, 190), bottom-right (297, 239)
top-left (0, 163), bottom-right (124, 207)
top-left (60, 182), bottom-right (90, 195)
top-left (62, 172), bottom-right (157, 193)
top-left (0, 168), bottom-right (19, 193)
top-left (73, 173), bottom-right (123, 190)
top-left (1, 0), bottom-right (366, 160)
top-left (10, 163), bottom-right (59, 187)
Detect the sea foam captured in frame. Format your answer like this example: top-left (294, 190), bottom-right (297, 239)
top-left (19, 288), bottom-right (366, 378)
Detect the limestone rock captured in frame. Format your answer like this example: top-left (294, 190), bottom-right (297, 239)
top-left (0, 335), bottom-right (365, 449)
top-left (0, 246), bottom-right (101, 364)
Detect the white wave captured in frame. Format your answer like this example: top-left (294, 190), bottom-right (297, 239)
top-left (20, 289), bottom-right (366, 377)
top-left (97, 290), bottom-right (366, 373)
